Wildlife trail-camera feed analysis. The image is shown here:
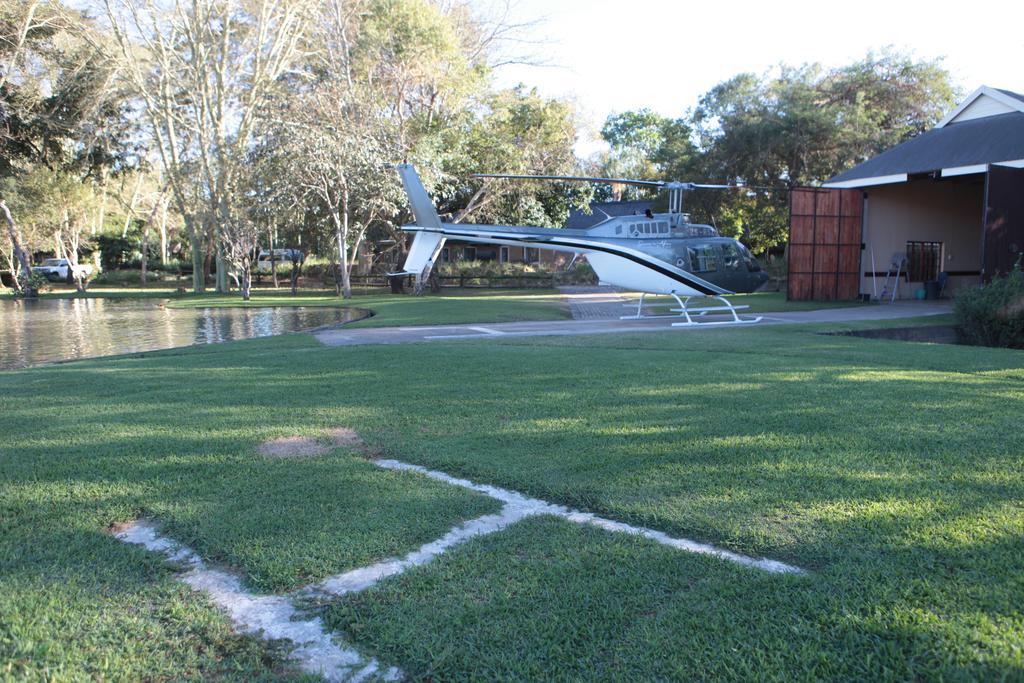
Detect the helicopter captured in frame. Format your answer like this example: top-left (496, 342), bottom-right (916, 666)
top-left (392, 164), bottom-right (774, 325)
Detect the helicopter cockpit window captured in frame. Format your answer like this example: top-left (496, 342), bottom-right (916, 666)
top-left (689, 245), bottom-right (718, 272)
top-left (721, 243), bottom-right (743, 270)
top-left (627, 222), bottom-right (669, 238)
top-left (738, 243), bottom-right (762, 271)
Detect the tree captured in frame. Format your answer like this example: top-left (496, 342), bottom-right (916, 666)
top-left (1, 1), bottom-right (132, 292)
top-left (104, 0), bottom-right (314, 296)
top-left (596, 109), bottom-right (697, 201)
top-left (435, 86), bottom-right (589, 228)
top-left (605, 50), bottom-right (959, 254)
top-left (0, 199), bottom-right (33, 294)
top-left (0, 167), bottom-right (97, 291)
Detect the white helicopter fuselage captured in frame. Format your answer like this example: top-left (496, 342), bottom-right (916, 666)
top-left (394, 164), bottom-right (768, 299)
top-left (404, 222), bottom-right (731, 296)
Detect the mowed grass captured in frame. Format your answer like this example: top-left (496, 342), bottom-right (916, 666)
top-left (166, 288), bottom-right (571, 328)
top-left (0, 339), bottom-right (499, 678)
top-left (2, 318), bottom-right (1023, 679)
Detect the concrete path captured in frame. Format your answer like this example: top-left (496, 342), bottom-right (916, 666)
top-left (314, 301), bottom-right (952, 347)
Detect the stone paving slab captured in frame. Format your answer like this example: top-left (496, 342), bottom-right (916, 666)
top-left (558, 285), bottom-right (629, 321)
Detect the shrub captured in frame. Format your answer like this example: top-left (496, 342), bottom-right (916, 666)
top-left (91, 268), bottom-right (173, 285)
top-left (96, 235), bottom-right (135, 270)
top-left (953, 265), bottom-right (1024, 349)
top-left (434, 259), bottom-right (598, 285)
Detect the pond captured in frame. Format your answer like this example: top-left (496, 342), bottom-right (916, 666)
top-left (0, 298), bottom-right (370, 370)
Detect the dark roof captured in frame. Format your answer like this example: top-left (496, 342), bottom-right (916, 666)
top-left (564, 200), bottom-right (653, 229)
top-left (996, 88), bottom-right (1024, 104)
top-left (827, 111), bottom-right (1024, 185)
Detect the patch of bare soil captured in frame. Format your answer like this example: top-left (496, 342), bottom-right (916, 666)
top-left (326, 427), bottom-right (364, 449)
top-left (258, 428), bottom-right (368, 459)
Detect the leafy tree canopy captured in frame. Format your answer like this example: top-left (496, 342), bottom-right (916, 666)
top-left (599, 49), bottom-right (959, 253)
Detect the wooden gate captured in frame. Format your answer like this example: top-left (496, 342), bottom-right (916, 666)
top-left (788, 188), bottom-right (863, 300)
top-left (983, 164), bottom-right (1024, 280)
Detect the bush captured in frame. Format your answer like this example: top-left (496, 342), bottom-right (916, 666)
top-left (96, 235), bottom-right (135, 270)
top-left (953, 266), bottom-right (1024, 348)
top-left (434, 259), bottom-right (598, 285)
top-left (91, 268), bottom-right (174, 285)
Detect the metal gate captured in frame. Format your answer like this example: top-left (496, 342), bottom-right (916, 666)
top-left (788, 187), bottom-right (863, 300)
top-left (983, 164), bottom-right (1024, 280)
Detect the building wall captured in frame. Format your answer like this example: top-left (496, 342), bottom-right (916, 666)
top-left (863, 177), bottom-right (984, 298)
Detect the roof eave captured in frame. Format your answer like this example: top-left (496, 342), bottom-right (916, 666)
top-left (823, 173), bottom-right (908, 189)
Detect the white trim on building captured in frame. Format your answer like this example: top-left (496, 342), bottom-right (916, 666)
top-left (823, 173), bottom-right (908, 189)
top-left (935, 86), bottom-right (1024, 128)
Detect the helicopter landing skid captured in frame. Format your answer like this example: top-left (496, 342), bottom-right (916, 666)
top-left (621, 293), bottom-right (762, 326)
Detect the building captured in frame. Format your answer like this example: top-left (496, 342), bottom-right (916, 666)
top-left (439, 199), bottom-right (654, 266)
top-left (787, 86), bottom-right (1024, 300)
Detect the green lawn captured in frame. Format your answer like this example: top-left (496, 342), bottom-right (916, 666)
top-left (2, 319), bottom-right (1022, 679)
top-left (164, 289), bottom-right (572, 328)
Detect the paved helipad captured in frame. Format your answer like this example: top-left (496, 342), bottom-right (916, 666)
top-left (315, 301), bottom-right (952, 347)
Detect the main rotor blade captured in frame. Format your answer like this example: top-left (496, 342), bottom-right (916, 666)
top-left (681, 183), bottom-right (790, 192)
top-left (471, 173), bottom-right (666, 188)
top-left (471, 173), bottom-right (789, 192)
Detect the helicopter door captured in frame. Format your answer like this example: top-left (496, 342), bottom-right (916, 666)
top-left (719, 242), bottom-right (747, 291)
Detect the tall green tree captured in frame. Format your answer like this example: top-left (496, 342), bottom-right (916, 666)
top-left (605, 50), bottom-right (959, 254)
top-left (1, 1), bottom-right (131, 293)
top-left (437, 85), bottom-right (589, 229)
top-left (105, 0), bottom-right (314, 295)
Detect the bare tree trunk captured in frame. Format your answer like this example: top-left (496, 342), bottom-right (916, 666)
top-left (203, 226), bottom-right (215, 287)
top-left (57, 210), bottom-right (88, 294)
top-left (240, 257), bottom-right (252, 301)
top-left (140, 223), bottom-right (149, 285)
top-left (270, 225), bottom-right (279, 289)
top-left (139, 192), bottom-right (165, 287)
top-left (2, 244), bottom-right (18, 292)
top-left (290, 256), bottom-right (300, 295)
top-left (215, 247), bottom-right (229, 293)
top-left (330, 252), bottom-right (341, 296)
top-left (331, 202), bottom-right (352, 300)
top-left (0, 201), bottom-right (34, 296)
top-left (341, 191), bottom-right (352, 299)
top-left (188, 225), bottom-right (204, 293)
top-left (159, 198), bottom-right (168, 265)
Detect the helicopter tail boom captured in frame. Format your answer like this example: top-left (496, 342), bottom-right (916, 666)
top-left (393, 164), bottom-right (446, 277)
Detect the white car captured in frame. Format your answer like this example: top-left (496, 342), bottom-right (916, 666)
top-left (32, 258), bottom-right (93, 282)
top-left (256, 249), bottom-right (304, 273)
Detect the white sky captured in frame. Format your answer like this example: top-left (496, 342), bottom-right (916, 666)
top-left (477, 0), bottom-right (1024, 155)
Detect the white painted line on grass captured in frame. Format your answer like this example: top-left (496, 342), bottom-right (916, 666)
top-left (307, 503), bottom-right (555, 597)
top-left (373, 459), bottom-right (805, 575)
top-left (115, 521), bottom-right (401, 683)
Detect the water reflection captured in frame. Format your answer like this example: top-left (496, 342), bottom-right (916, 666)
top-left (0, 298), bottom-right (369, 369)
